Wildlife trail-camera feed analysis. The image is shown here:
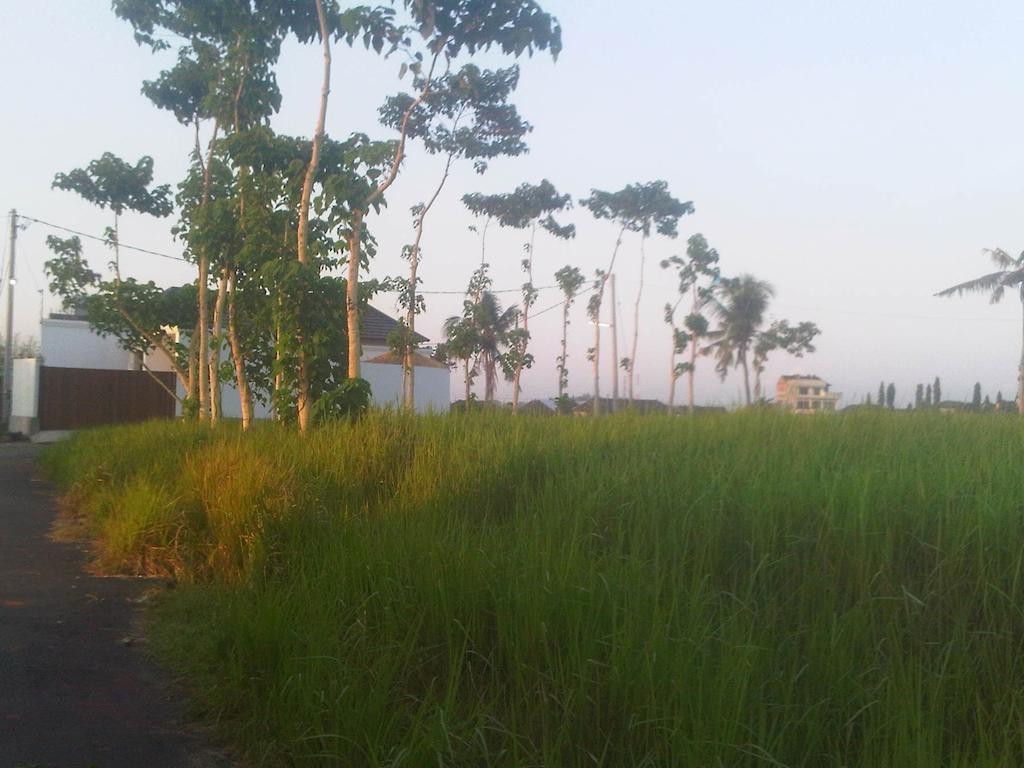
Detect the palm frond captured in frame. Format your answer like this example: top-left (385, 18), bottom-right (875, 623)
top-left (935, 271), bottom-right (1011, 299)
top-left (986, 248), bottom-right (1019, 270)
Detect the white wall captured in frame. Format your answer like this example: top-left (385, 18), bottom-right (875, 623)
top-left (363, 361), bottom-right (450, 413)
top-left (41, 319), bottom-right (136, 370)
top-left (41, 319), bottom-right (176, 372)
top-left (11, 358), bottom-right (39, 418)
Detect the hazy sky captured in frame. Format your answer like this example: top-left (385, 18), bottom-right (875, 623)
top-left (4, 0), bottom-right (1024, 406)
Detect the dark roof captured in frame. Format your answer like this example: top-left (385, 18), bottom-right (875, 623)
top-left (367, 351), bottom-right (447, 369)
top-left (778, 374), bottom-right (826, 382)
top-left (362, 305), bottom-right (428, 345)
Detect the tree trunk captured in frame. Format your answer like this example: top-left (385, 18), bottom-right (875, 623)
top-left (186, 317), bottom-right (199, 418)
top-left (350, 50), bottom-right (442, 385)
top-left (558, 299), bottom-right (569, 401)
top-left (1018, 288), bottom-right (1024, 415)
top-left (226, 271), bottom-right (252, 430)
top-left (592, 226), bottom-right (627, 416)
top-left (295, 0), bottom-right (331, 434)
top-left (403, 151), bottom-right (455, 409)
top-left (463, 358), bottom-right (471, 406)
top-left (628, 233), bottom-right (647, 402)
top-left (668, 334), bottom-right (677, 410)
top-left (741, 350), bottom-right (752, 405)
top-left (209, 269), bottom-right (228, 425)
top-left (592, 312), bottom-right (601, 416)
top-left (347, 210), bottom-right (364, 380)
top-left (688, 284), bottom-right (697, 414)
top-left (297, 0), bottom-right (330, 266)
top-left (512, 225), bottom-right (537, 413)
top-left (195, 121), bottom-right (219, 424)
top-left (610, 273), bottom-right (619, 411)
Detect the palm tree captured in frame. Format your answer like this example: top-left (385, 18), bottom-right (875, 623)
top-left (705, 275), bottom-right (775, 405)
top-left (937, 248), bottom-right (1024, 414)
top-left (471, 291), bottom-right (519, 402)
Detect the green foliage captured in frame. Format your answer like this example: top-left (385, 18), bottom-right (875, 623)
top-left (464, 179), bottom-right (575, 234)
top-left (42, 412), bottom-right (1024, 765)
top-left (382, 64), bottom-right (531, 173)
top-left (580, 180), bottom-right (693, 238)
top-left (53, 153), bottom-right (172, 219)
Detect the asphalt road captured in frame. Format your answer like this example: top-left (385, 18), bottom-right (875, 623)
top-left (0, 443), bottom-right (223, 768)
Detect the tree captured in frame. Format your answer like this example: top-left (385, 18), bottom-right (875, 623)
top-left (937, 248), bottom-right (1024, 414)
top-left (661, 234), bottom-right (720, 411)
top-left (973, 382), bottom-right (983, 411)
top-left (580, 182), bottom-right (692, 414)
top-left (440, 315), bottom-right (478, 407)
top-left (704, 275), bottom-right (775, 406)
top-left (382, 64), bottom-right (532, 410)
top-left (44, 235), bottom-right (195, 406)
top-left (449, 263), bottom-right (517, 402)
top-left (462, 180), bottom-right (574, 411)
top-left (878, 382), bottom-right (885, 407)
top-left (343, 0), bottom-right (563, 398)
top-left (472, 291), bottom-right (519, 402)
top-left (50, 156), bottom-right (184, 397)
top-left (925, 383), bottom-right (932, 406)
top-left (886, 382), bottom-right (895, 409)
top-left (750, 320), bottom-right (820, 402)
top-left (915, 383), bottom-right (924, 409)
top-left (554, 265), bottom-right (585, 407)
top-left (933, 376), bottom-right (941, 405)
top-left (52, 154), bottom-right (173, 281)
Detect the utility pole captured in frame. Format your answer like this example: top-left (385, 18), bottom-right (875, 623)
top-left (610, 273), bottom-right (619, 413)
top-left (3, 209), bottom-right (17, 431)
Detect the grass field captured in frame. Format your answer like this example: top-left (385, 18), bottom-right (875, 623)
top-left (41, 411), bottom-right (1024, 767)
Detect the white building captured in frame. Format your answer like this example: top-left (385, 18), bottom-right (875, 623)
top-left (9, 306), bottom-right (450, 433)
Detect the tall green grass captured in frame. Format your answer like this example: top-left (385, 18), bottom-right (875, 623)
top-left (41, 411), bottom-right (1024, 766)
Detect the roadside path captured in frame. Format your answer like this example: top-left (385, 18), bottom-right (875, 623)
top-left (0, 444), bottom-right (222, 768)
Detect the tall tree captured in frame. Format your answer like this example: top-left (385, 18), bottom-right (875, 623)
top-left (925, 383), bottom-right (932, 407)
top-left (933, 376), bottom-right (941, 405)
top-left (554, 265), bottom-right (585, 408)
top-left (580, 182), bottom-right (693, 414)
top-left (440, 315), bottom-right (478, 407)
top-left (381, 64), bottom-right (531, 409)
top-left (972, 382), bottom-right (983, 411)
top-left (51, 154), bottom-right (180, 389)
top-left (878, 382), bottom-right (885, 407)
top-left (344, 0), bottom-right (562, 392)
top-left (886, 382), bottom-right (895, 409)
top-left (463, 180), bottom-right (574, 411)
top-left (661, 234), bottom-right (720, 411)
top-left (915, 383), bottom-right (924, 409)
top-left (704, 275), bottom-right (775, 406)
top-left (750, 320), bottom-right (820, 402)
top-left (937, 248), bottom-right (1024, 414)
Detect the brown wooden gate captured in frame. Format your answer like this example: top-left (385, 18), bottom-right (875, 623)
top-left (38, 367), bottom-right (177, 430)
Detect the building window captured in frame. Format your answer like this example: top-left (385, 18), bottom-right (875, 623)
top-left (812, 400), bottom-right (821, 409)
top-left (797, 400), bottom-right (809, 410)
top-left (798, 387), bottom-right (809, 395)
top-left (813, 388), bottom-right (822, 395)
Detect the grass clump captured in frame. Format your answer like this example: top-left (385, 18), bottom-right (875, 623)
top-left (41, 411), bottom-right (1024, 766)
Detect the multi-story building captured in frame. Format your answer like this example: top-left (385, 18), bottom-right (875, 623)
top-left (775, 375), bottom-right (841, 414)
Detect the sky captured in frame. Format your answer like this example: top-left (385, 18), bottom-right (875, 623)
top-left (3, 0), bottom-right (1024, 407)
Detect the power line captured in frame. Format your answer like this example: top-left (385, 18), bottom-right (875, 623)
top-left (18, 214), bottom-right (189, 263)
top-left (774, 302), bottom-right (1019, 324)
